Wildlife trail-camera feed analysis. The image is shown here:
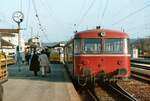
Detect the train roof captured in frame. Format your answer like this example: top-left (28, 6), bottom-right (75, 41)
top-left (74, 29), bottom-right (129, 39)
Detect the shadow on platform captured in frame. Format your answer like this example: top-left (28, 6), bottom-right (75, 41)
top-left (7, 64), bottom-right (71, 83)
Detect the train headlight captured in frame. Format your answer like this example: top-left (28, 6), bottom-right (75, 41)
top-left (98, 32), bottom-right (106, 37)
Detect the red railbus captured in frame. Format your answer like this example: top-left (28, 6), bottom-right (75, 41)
top-left (64, 28), bottom-right (130, 85)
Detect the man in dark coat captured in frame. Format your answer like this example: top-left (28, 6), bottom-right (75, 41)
top-left (29, 52), bottom-right (40, 76)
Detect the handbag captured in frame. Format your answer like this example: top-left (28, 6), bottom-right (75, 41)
top-left (46, 64), bottom-right (51, 73)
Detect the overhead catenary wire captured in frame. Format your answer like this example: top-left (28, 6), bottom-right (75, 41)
top-left (39, 0), bottom-right (62, 25)
top-left (97, 0), bottom-right (103, 23)
top-left (40, 0), bottom-right (75, 30)
top-left (39, 0), bottom-right (79, 40)
top-left (39, 0), bottom-right (53, 19)
top-left (75, 0), bottom-right (88, 24)
top-left (77, 0), bottom-right (96, 27)
top-left (31, 0), bottom-right (50, 43)
top-left (26, 0), bottom-right (31, 29)
top-left (126, 22), bottom-right (150, 31)
top-left (110, 3), bottom-right (150, 27)
top-left (20, 0), bottom-right (23, 11)
top-left (32, 0), bottom-right (41, 27)
top-left (99, 0), bottom-right (109, 27)
top-left (39, 0), bottom-right (65, 42)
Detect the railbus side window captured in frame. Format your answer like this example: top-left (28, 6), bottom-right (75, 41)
top-left (68, 43), bottom-right (73, 63)
top-left (74, 39), bottom-right (81, 55)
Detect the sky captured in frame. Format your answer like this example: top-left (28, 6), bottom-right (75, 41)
top-left (0, 0), bottom-right (150, 43)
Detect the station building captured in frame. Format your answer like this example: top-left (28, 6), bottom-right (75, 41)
top-left (0, 29), bottom-right (25, 62)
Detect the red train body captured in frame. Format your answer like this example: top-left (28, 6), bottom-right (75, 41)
top-left (64, 28), bottom-right (131, 84)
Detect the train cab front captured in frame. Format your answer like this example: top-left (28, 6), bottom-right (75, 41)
top-left (73, 29), bottom-right (131, 84)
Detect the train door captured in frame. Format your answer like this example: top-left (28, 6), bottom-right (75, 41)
top-left (66, 42), bottom-right (74, 75)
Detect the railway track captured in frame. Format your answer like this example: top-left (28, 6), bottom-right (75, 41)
top-left (97, 81), bottom-right (137, 101)
top-left (108, 83), bottom-right (137, 101)
top-left (131, 59), bottom-right (150, 83)
top-left (118, 78), bottom-right (150, 101)
top-left (65, 63), bottom-right (138, 101)
top-left (83, 85), bottom-right (99, 101)
top-left (64, 60), bottom-right (149, 101)
top-left (131, 58), bottom-right (150, 64)
top-left (64, 64), bottom-right (99, 101)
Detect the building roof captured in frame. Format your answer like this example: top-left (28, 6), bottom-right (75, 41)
top-left (0, 29), bottom-right (18, 48)
top-left (1, 39), bottom-right (15, 46)
top-left (0, 33), bottom-right (15, 37)
top-left (0, 29), bottom-right (19, 33)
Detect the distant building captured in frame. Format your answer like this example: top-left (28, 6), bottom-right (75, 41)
top-left (27, 37), bottom-right (42, 52)
top-left (0, 29), bottom-right (25, 61)
top-left (130, 37), bottom-right (150, 57)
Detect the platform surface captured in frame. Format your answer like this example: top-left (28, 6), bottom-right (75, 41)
top-left (3, 64), bottom-right (80, 101)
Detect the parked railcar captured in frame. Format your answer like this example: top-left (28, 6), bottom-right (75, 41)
top-left (49, 48), bottom-right (60, 63)
top-left (64, 28), bottom-right (131, 85)
top-left (49, 46), bottom-right (64, 63)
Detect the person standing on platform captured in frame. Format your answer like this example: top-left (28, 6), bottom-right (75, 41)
top-left (39, 50), bottom-right (50, 77)
top-left (45, 48), bottom-right (50, 58)
top-left (29, 51), bottom-right (40, 76)
top-left (25, 52), bottom-right (31, 65)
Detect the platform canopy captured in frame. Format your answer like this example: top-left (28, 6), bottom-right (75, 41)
top-left (0, 29), bottom-right (19, 37)
top-left (0, 29), bottom-right (17, 49)
top-left (0, 33), bottom-right (15, 37)
top-left (1, 39), bottom-right (15, 46)
top-left (0, 29), bottom-right (19, 33)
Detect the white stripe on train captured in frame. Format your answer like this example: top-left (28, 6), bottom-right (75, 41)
top-left (74, 54), bottom-right (131, 57)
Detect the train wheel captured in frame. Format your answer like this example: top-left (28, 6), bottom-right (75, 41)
top-left (108, 78), bottom-right (117, 84)
top-left (77, 76), bottom-right (87, 86)
top-left (90, 76), bottom-right (96, 86)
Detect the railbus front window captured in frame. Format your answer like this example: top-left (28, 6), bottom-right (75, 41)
top-left (74, 38), bottom-right (128, 54)
top-left (103, 39), bottom-right (125, 54)
top-left (83, 39), bottom-right (101, 54)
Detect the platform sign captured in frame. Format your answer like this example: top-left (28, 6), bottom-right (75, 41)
top-left (133, 48), bottom-right (138, 58)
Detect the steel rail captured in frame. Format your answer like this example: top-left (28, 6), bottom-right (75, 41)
top-left (64, 63), bottom-right (99, 101)
top-left (85, 86), bottom-right (99, 101)
top-left (108, 83), bottom-right (138, 101)
top-left (131, 59), bottom-right (150, 64)
top-left (131, 71), bottom-right (150, 83)
top-left (131, 63), bottom-right (150, 70)
top-left (131, 60), bottom-right (150, 83)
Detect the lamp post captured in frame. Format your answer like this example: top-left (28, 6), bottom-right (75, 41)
top-left (12, 11), bottom-right (24, 72)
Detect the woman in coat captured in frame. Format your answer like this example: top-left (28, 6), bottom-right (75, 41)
top-left (39, 50), bottom-right (50, 77)
top-left (29, 51), bottom-right (40, 76)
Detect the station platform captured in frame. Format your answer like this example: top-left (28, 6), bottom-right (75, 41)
top-left (3, 63), bottom-right (81, 101)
